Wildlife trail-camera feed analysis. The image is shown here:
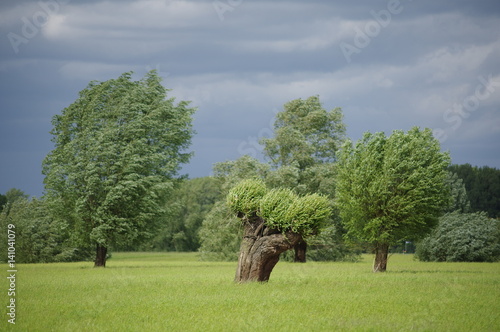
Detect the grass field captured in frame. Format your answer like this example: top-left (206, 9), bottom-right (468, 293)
top-left (2, 252), bottom-right (499, 331)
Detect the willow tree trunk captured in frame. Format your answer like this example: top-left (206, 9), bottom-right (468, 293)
top-left (94, 244), bottom-right (108, 267)
top-left (235, 215), bottom-right (303, 282)
top-left (373, 242), bottom-right (389, 272)
top-left (294, 240), bottom-right (307, 263)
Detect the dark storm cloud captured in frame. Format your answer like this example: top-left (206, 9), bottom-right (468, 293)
top-left (0, 0), bottom-right (499, 196)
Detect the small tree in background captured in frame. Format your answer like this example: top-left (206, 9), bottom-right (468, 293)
top-left (0, 198), bottom-right (93, 263)
top-left (227, 179), bottom-right (331, 282)
top-left (416, 211), bottom-right (500, 262)
top-left (335, 127), bottom-right (450, 272)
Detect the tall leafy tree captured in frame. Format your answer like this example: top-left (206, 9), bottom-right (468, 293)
top-left (260, 96), bottom-right (346, 261)
top-left (260, 95), bottom-right (345, 194)
top-left (42, 71), bottom-right (195, 267)
top-left (335, 127), bottom-right (450, 272)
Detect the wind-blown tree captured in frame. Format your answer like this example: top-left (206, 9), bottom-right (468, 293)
top-left (335, 127), bottom-right (450, 272)
top-left (42, 71), bottom-right (195, 267)
top-left (227, 179), bottom-right (331, 282)
top-left (260, 96), bottom-right (345, 195)
top-left (260, 96), bottom-right (346, 261)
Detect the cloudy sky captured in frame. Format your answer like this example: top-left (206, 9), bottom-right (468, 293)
top-left (1, 0), bottom-right (499, 197)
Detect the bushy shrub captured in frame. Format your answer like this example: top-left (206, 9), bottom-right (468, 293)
top-left (416, 211), bottom-right (500, 262)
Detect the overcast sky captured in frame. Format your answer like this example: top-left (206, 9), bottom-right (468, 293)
top-left (1, 0), bottom-right (499, 197)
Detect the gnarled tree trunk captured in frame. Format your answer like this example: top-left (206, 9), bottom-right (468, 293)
top-left (373, 242), bottom-right (389, 272)
top-left (94, 244), bottom-right (107, 267)
top-left (294, 240), bottom-right (307, 263)
top-left (235, 215), bottom-right (303, 282)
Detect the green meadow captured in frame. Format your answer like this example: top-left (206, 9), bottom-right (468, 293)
top-left (2, 253), bottom-right (499, 331)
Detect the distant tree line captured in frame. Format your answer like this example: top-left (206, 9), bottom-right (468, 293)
top-left (448, 164), bottom-right (500, 218)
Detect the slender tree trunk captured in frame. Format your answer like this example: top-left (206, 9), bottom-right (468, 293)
top-left (373, 242), bottom-right (389, 272)
top-left (294, 240), bottom-right (307, 263)
top-left (235, 215), bottom-right (303, 282)
top-left (94, 244), bottom-right (107, 268)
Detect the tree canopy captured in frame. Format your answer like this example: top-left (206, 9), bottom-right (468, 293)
top-left (335, 127), bottom-right (451, 272)
top-left (261, 95), bottom-right (345, 169)
top-left (260, 96), bottom-right (345, 196)
top-left (42, 70), bottom-right (195, 267)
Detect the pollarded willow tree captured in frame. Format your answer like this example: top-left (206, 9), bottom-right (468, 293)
top-left (42, 71), bottom-right (195, 267)
top-left (335, 127), bottom-right (450, 272)
top-left (227, 179), bottom-right (331, 282)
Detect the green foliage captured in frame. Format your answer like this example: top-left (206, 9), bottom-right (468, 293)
top-left (42, 70), bottom-right (195, 257)
top-left (198, 201), bottom-right (242, 261)
top-left (445, 171), bottom-right (471, 213)
top-left (226, 178), bottom-right (267, 216)
top-left (227, 179), bottom-right (331, 236)
top-left (284, 194), bottom-right (331, 236)
top-left (141, 177), bottom-right (223, 252)
top-left (1, 188), bottom-right (28, 215)
top-left (304, 225), bottom-right (361, 262)
top-left (261, 95), bottom-right (346, 169)
top-left (449, 164), bottom-right (500, 218)
top-left (336, 127), bottom-right (451, 246)
top-left (0, 198), bottom-right (92, 263)
top-left (199, 156), bottom-right (269, 261)
top-left (213, 155), bottom-right (269, 192)
top-left (416, 211), bottom-right (500, 262)
top-left (259, 188), bottom-right (298, 230)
